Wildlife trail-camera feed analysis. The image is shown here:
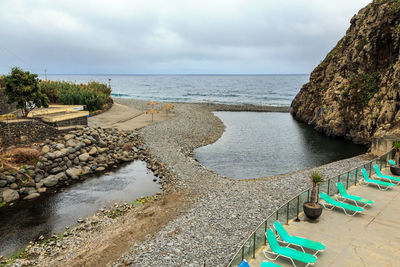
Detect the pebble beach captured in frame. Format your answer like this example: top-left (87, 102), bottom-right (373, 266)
top-left (8, 99), bottom-right (372, 266)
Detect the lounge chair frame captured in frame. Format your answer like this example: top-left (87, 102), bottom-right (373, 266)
top-left (272, 222), bottom-right (325, 256)
top-left (359, 169), bottom-right (393, 191)
top-left (264, 229), bottom-right (316, 267)
top-left (320, 193), bottom-right (363, 216)
top-left (335, 182), bottom-right (373, 208)
top-left (263, 248), bottom-right (314, 267)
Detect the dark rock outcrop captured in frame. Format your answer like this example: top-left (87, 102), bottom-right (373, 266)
top-left (291, 0), bottom-right (400, 145)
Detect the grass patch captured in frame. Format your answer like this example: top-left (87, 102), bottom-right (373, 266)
top-left (0, 247), bottom-right (27, 267)
top-left (348, 72), bottom-right (381, 105)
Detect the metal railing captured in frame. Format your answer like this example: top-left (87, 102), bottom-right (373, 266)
top-left (227, 150), bottom-right (392, 267)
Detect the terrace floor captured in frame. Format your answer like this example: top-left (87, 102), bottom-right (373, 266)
top-left (250, 168), bottom-right (400, 267)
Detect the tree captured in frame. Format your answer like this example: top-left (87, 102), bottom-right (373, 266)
top-left (3, 67), bottom-right (49, 117)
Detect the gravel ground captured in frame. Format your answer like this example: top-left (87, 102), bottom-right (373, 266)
top-left (113, 99), bottom-right (371, 267)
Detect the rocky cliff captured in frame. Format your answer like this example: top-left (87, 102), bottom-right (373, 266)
top-left (291, 0), bottom-right (400, 145)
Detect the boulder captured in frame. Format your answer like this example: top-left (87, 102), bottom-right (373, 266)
top-left (42, 145), bottom-right (50, 153)
top-left (23, 193), bottom-right (40, 200)
top-left (42, 175), bottom-right (58, 187)
top-left (88, 147), bottom-right (98, 156)
top-left (66, 166), bottom-right (83, 178)
top-left (55, 172), bottom-right (67, 181)
top-left (0, 180), bottom-right (7, 187)
top-left (66, 139), bottom-right (77, 148)
top-left (64, 134), bottom-right (75, 140)
top-left (1, 189), bottom-right (19, 202)
top-left (79, 153), bottom-right (90, 162)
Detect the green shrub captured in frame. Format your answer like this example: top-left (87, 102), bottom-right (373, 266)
top-left (40, 80), bottom-right (111, 111)
top-left (348, 72), bottom-right (381, 105)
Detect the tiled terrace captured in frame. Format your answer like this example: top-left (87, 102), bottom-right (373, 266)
top-left (250, 168), bottom-right (400, 267)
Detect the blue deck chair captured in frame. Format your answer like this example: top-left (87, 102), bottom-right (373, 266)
top-left (263, 229), bottom-right (317, 267)
top-left (238, 259), bottom-right (250, 267)
top-left (260, 261), bottom-right (282, 267)
top-left (319, 192), bottom-right (363, 216)
top-left (374, 164), bottom-right (400, 185)
top-left (360, 168), bottom-right (394, 190)
top-left (335, 182), bottom-right (373, 207)
top-left (273, 221), bottom-right (325, 256)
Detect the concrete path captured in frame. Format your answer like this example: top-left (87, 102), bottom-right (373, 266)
top-left (88, 103), bottom-right (173, 130)
top-left (251, 168), bottom-right (400, 267)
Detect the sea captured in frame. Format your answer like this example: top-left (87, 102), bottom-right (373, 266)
top-left (43, 74), bottom-right (366, 179)
top-left (43, 74), bottom-right (309, 106)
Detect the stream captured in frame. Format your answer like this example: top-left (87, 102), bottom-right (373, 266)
top-left (0, 160), bottom-right (160, 256)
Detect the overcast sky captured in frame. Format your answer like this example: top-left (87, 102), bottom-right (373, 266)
top-left (0, 0), bottom-right (371, 75)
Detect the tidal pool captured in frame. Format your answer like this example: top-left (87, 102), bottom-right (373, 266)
top-left (195, 112), bottom-right (367, 179)
top-left (0, 160), bottom-right (160, 255)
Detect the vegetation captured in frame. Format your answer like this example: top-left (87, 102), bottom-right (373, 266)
top-left (309, 172), bottom-right (324, 206)
top-left (348, 72), bottom-right (381, 105)
top-left (40, 80), bottom-right (111, 112)
top-left (0, 247), bottom-right (27, 267)
top-left (3, 67), bottom-right (49, 117)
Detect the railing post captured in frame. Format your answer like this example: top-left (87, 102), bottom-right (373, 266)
top-left (252, 233), bottom-right (256, 259)
top-left (286, 203), bottom-right (289, 224)
top-left (327, 179), bottom-right (330, 194)
top-left (241, 247), bottom-right (244, 261)
top-left (307, 190), bottom-right (310, 202)
top-left (295, 195), bottom-right (300, 222)
top-left (346, 172), bottom-right (349, 189)
top-left (264, 221), bottom-right (267, 243)
top-left (369, 163), bottom-right (372, 176)
top-left (355, 168), bottom-right (358, 185)
top-left (317, 185), bottom-right (320, 202)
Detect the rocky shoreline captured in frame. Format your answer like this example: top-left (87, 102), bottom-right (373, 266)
top-left (0, 127), bottom-right (173, 206)
top-left (1, 99), bottom-right (374, 266)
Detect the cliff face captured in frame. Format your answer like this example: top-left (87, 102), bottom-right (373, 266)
top-left (291, 0), bottom-right (400, 145)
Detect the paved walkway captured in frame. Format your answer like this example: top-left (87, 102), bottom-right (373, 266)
top-left (88, 103), bottom-right (174, 130)
top-left (250, 168), bottom-right (400, 267)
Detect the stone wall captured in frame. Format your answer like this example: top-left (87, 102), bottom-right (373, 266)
top-left (371, 134), bottom-right (400, 156)
top-left (40, 116), bottom-right (88, 128)
top-left (0, 120), bottom-right (58, 146)
top-left (0, 89), bottom-right (16, 115)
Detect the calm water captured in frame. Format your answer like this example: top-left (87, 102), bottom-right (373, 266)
top-left (195, 112), bottom-right (367, 180)
top-left (0, 161), bottom-right (160, 256)
top-left (43, 74), bottom-right (309, 106)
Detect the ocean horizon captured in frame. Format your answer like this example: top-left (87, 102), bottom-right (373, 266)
top-left (42, 74), bottom-right (310, 107)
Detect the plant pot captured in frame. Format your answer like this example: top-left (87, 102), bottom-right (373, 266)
top-left (390, 165), bottom-right (400, 176)
top-left (303, 202), bottom-right (323, 220)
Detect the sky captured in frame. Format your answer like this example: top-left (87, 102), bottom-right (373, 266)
top-left (0, 0), bottom-right (371, 75)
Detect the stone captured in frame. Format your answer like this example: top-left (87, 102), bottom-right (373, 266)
top-left (0, 180), bottom-right (7, 187)
top-left (5, 175), bottom-right (16, 183)
top-left (1, 189), bottom-right (19, 202)
top-left (55, 143), bottom-right (65, 150)
top-left (88, 147), bottom-right (98, 156)
top-left (64, 134), bottom-right (75, 140)
top-left (23, 193), bottom-right (40, 200)
top-left (66, 139), bottom-right (77, 148)
top-left (10, 183), bottom-right (18, 189)
top-left (73, 157), bottom-right (80, 164)
top-left (42, 145), bottom-right (50, 153)
top-left (55, 172), bottom-right (67, 181)
top-left (37, 187), bottom-right (47, 193)
top-left (50, 167), bottom-right (63, 174)
top-left (41, 175), bottom-right (58, 187)
top-left (82, 166), bottom-right (91, 175)
top-left (79, 153), bottom-right (90, 162)
top-left (83, 139), bottom-right (92, 145)
top-left (95, 167), bottom-right (105, 172)
top-left (66, 166), bottom-right (83, 178)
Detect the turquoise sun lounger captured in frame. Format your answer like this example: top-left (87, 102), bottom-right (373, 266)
top-left (374, 164), bottom-right (400, 184)
top-left (264, 229), bottom-right (317, 267)
top-left (389, 159), bottom-right (396, 166)
top-left (260, 261), bottom-right (282, 267)
top-left (335, 182), bottom-right (374, 207)
top-left (273, 221), bottom-right (325, 256)
top-left (361, 168), bottom-right (394, 190)
top-left (319, 192), bottom-right (363, 216)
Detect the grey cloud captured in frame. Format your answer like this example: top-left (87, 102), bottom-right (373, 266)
top-left (0, 0), bottom-right (371, 74)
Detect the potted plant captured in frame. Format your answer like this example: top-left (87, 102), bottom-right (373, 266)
top-left (303, 172), bottom-right (324, 220)
top-left (390, 141), bottom-right (400, 175)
